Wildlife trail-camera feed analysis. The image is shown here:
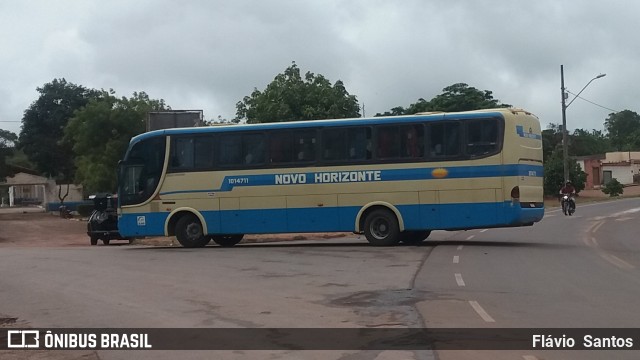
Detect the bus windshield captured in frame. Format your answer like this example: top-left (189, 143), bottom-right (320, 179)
top-left (118, 137), bottom-right (166, 206)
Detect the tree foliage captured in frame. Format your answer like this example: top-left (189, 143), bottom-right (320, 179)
top-left (19, 79), bottom-right (100, 181)
top-left (542, 123), bottom-right (612, 161)
top-left (542, 123), bottom-right (563, 161)
top-left (376, 83), bottom-right (510, 116)
top-left (543, 148), bottom-right (587, 196)
top-left (0, 129), bottom-right (18, 180)
top-left (64, 91), bottom-right (169, 193)
top-left (235, 62), bottom-right (361, 123)
top-left (604, 110), bottom-right (640, 151)
top-left (570, 128), bottom-right (611, 156)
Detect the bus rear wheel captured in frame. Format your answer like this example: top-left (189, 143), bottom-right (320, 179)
top-left (364, 208), bottom-right (400, 246)
top-left (175, 214), bottom-right (209, 248)
top-left (401, 231), bottom-right (431, 245)
top-left (211, 234), bottom-right (244, 247)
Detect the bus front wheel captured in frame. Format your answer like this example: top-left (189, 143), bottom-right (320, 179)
top-left (211, 234), bottom-right (244, 247)
top-left (175, 214), bottom-right (209, 248)
top-left (364, 209), bottom-right (400, 246)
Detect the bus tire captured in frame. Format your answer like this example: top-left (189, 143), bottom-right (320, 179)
top-left (211, 234), bottom-right (244, 247)
top-left (401, 231), bottom-right (431, 245)
top-left (175, 214), bottom-right (209, 248)
top-left (364, 208), bottom-right (400, 246)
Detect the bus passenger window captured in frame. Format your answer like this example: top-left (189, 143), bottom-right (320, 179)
top-left (466, 119), bottom-right (498, 156)
top-left (243, 133), bottom-right (265, 165)
top-left (172, 138), bottom-right (194, 169)
top-left (294, 130), bottom-right (316, 162)
top-left (377, 127), bottom-right (400, 158)
top-left (347, 127), bottom-right (372, 160)
top-left (218, 134), bottom-right (242, 166)
top-left (322, 129), bottom-right (346, 161)
top-left (194, 137), bottom-right (214, 169)
top-left (401, 125), bottom-right (424, 158)
top-left (269, 131), bottom-right (293, 163)
top-left (430, 122), bottom-right (460, 157)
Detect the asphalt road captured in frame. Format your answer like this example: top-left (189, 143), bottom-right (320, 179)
top-left (1, 198), bottom-right (640, 360)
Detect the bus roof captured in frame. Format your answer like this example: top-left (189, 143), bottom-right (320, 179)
top-left (129, 107), bottom-right (536, 145)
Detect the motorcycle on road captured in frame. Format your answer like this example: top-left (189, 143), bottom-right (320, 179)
top-left (561, 194), bottom-right (576, 216)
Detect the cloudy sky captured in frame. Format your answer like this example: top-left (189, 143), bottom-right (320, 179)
top-left (1, 0), bottom-right (638, 136)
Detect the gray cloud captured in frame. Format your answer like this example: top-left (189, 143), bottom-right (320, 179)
top-left (1, 0), bottom-right (637, 136)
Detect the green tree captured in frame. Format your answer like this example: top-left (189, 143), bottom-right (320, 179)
top-left (235, 62), bottom-right (361, 123)
top-left (542, 123), bottom-right (562, 161)
top-left (0, 129), bottom-right (18, 180)
top-left (19, 79), bottom-right (100, 181)
top-left (376, 83), bottom-right (510, 116)
top-left (64, 91), bottom-right (169, 193)
top-left (543, 149), bottom-right (587, 196)
top-left (604, 110), bottom-right (640, 151)
top-left (570, 128), bottom-right (611, 156)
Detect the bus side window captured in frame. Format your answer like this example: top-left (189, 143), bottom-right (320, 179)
top-left (194, 137), bottom-right (214, 169)
top-left (377, 127), bottom-right (400, 158)
top-left (218, 134), bottom-right (242, 166)
top-left (243, 133), bottom-right (265, 165)
top-left (172, 138), bottom-right (194, 169)
top-left (347, 127), bottom-right (372, 160)
top-left (430, 122), bottom-right (460, 157)
top-left (466, 119), bottom-right (498, 156)
top-left (322, 129), bottom-right (346, 161)
top-left (269, 131), bottom-right (293, 163)
top-left (401, 125), bottom-right (424, 158)
top-left (294, 130), bottom-right (316, 162)
top-left (445, 123), bottom-right (461, 156)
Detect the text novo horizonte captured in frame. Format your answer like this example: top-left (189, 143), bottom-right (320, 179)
top-left (275, 171), bottom-right (382, 185)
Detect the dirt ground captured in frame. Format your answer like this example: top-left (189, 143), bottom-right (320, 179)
top-left (0, 209), bottom-right (350, 248)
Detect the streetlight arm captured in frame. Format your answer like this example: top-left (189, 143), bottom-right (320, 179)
top-left (566, 73), bottom-right (606, 108)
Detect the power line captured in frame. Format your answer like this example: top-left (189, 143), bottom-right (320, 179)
top-left (565, 90), bottom-right (620, 113)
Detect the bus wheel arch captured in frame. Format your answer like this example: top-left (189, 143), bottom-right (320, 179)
top-left (356, 203), bottom-right (404, 246)
top-left (166, 208), bottom-right (209, 248)
top-left (356, 202), bottom-right (405, 233)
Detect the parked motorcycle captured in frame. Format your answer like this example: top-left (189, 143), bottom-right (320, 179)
top-left (561, 194), bottom-right (576, 216)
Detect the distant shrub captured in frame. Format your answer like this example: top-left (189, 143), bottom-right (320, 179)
top-left (602, 178), bottom-right (624, 197)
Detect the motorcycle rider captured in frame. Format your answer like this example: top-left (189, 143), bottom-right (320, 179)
top-left (559, 180), bottom-right (576, 212)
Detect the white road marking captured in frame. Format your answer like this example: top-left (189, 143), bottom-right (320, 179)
top-left (480, 229), bottom-right (488, 233)
top-left (591, 221), bottom-right (604, 233)
top-left (522, 356), bottom-right (539, 360)
top-left (592, 207), bottom-right (640, 221)
top-left (615, 217), bottom-right (633, 221)
top-left (457, 245), bottom-right (464, 250)
top-left (601, 253), bottom-right (635, 270)
top-left (455, 273), bottom-right (465, 286)
top-left (468, 300), bottom-right (496, 323)
top-left (466, 235), bottom-right (475, 240)
top-left (453, 255), bottom-right (459, 264)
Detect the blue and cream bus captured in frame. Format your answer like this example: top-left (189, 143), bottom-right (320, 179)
top-left (117, 108), bottom-right (544, 247)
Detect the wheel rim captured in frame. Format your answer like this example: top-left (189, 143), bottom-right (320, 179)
top-left (186, 222), bottom-right (203, 241)
top-left (370, 218), bottom-right (390, 240)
